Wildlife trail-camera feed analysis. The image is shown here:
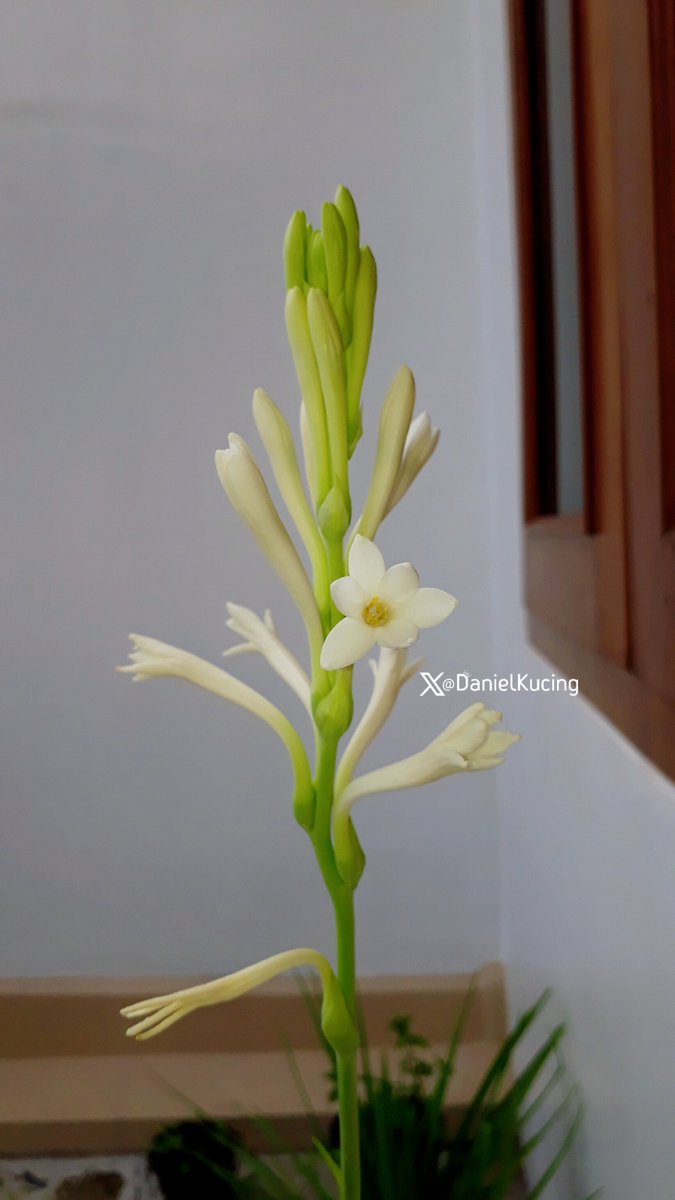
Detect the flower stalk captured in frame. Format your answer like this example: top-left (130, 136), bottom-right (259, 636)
top-left (118, 188), bottom-right (519, 1200)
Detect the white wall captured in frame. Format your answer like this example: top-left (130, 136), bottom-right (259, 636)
top-left (2, 1), bottom-right (502, 976)
top-left (470, 5), bottom-right (675, 1198)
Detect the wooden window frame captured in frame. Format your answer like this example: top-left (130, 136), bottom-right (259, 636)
top-left (510, 0), bottom-right (675, 781)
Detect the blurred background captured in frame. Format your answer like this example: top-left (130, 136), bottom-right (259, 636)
top-left (2, 2), bottom-right (674, 1198)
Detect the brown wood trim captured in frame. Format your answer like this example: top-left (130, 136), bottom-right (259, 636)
top-left (509, 0), bottom-right (558, 520)
top-left (530, 617), bottom-right (675, 782)
top-left (0, 966), bottom-right (506, 1156)
top-left (526, 523), bottom-right (596, 650)
top-left (647, 0), bottom-right (675, 533)
top-left (611, 0), bottom-right (675, 704)
top-left (570, 0), bottom-right (629, 666)
top-left (511, 0), bottom-right (673, 767)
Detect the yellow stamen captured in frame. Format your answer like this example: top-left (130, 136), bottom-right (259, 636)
top-left (362, 596), bottom-right (389, 628)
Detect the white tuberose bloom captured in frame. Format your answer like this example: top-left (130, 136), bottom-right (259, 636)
top-left (215, 436), bottom-right (323, 664)
top-left (121, 948), bottom-right (332, 1039)
top-left (384, 412), bottom-right (440, 517)
top-left (339, 703), bottom-right (519, 808)
top-left (320, 535), bottom-right (457, 671)
top-left (223, 603), bottom-right (312, 715)
top-left (335, 648), bottom-right (422, 794)
top-left (118, 635), bottom-right (315, 829)
top-left (121, 947), bottom-right (357, 1053)
top-left (332, 703), bottom-right (520, 884)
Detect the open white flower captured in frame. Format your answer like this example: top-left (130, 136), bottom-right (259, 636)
top-left (121, 947), bottom-right (357, 1053)
top-left (223, 602), bottom-right (312, 715)
top-left (320, 535), bottom-right (457, 670)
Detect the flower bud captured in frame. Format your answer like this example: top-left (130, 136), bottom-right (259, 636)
top-left (306, 229), bottom-right (328, 292)
top-left (215, 437), bottom-right (324, 671)
top-left (333, 813), bottom-right (366, 890)
top-left (283, 210), bottom-right (307, 292)
top-left (345, 247), bottom-right (377, 454)
top-left (322, 201), bottom-right (347, 303)
top-left (252, 388), bottom-right (327, 589)
top-left (314, 669), bottom-right (354, 738)
top-left (321, 969), bottom-right (359, 1054)
top-left (385, 412), bottom-right (440, 516)
top-left (285, 288), bottom-right (331, 506)
top-left (318, 483), bottom-right (350, 541)
top-left (307, 289), bottom-right (350, 515)
top-left (357, 366), bottom-right (415, 542)
top-left (335, 185), bottom-right (360, 317)
top-left (322, 202), bottom-right (350, 345)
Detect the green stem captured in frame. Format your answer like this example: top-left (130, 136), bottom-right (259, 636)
top-left (334, 888), bottom-right (360, 1200)
top-left (310, 527), bottom-right (359, 1200)
top-left (311, 734), bottom-right (360, 1200)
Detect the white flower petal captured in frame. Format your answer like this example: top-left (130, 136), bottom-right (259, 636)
top-left (331, 576), bottom-right (367, 618)
top-left (321, 617), bottom-right (376, 670)
top-left (374, 618), bottom-right (419, 650)
top-left (436, 702), bottom-right (486, 740)
top-left (441, 714), bottom-right (491, 758)
top-left (348, 536), bottom-right (385, 594)
top-left (483, 730), bottom-right (521, 756)
top-left (336, 648), bottom-right (414, 793)
top-left (400, 587), bottom-right (457, 628)
top-left (378, 562), bottom-right (419, 606)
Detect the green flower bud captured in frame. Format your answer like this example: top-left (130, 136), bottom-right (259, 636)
top-left (293, 777), bottom-right (316, 832)
top-left (318, 483), bottom-right (350, 541)
top-left (334, 812), bottom-right (367, 890)
top-left (285, 288), bottom-right (332, 507)
top-left (307, 289), bottom-right (350, 515)
top-left (358, 365), bottom-right (415, 542)
top-left (335, 185), bottom-right (360, 317)
top-left (321, 969), bottom-right (359, 1054)
top-left (306, 230), bottom-right (328, 292)
top-left (322, 202), bottom-right (350, 344)
top-left (314, 669), bottom-right (354, 738)
top-left (284, 211), bottom-right (307, 292)
top-left (345, 246), bottom-right (377, 455)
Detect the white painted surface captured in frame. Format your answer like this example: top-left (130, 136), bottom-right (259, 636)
top-left (470, 4), bottom-right (675, 1197)
top-left (1, 1), bottom-right (500, 976)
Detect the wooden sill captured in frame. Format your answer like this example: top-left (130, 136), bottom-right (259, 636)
top-left (0, 964), bottom-right (506, 1156)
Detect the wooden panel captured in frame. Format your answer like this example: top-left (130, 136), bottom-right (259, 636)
top-left (526, 517), bottom-right (596, 649)
top-left (571, 0), bottom-right (628, 665)
top-left (509, 0), bottom-right (558, 519)
top-left (648, 0), bottom-right (675, 533)
top-left (611, 0), bottom-right (675, 702)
